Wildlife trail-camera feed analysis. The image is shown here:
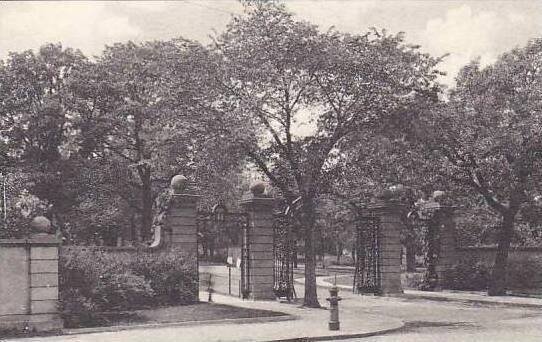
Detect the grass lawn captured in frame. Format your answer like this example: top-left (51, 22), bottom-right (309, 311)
top-left (65, 302), bottom-right (287, 329)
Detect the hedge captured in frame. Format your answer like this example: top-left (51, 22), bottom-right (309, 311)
top-left (59, 248), bottom-right (197, 327)
top-left (442, 255), bottom-right (542, 291)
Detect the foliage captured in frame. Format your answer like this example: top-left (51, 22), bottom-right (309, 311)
top-left (130, 250), bottom-right (198, 304)
top-left (0, 172), bottom-right (50, 238)
top-left (414, 39), bottom-right (542, 295)
top-left (443, 255), bottom-right (542, 291)
top-left (59, 248), bottom-right (197, 320)
top-left (209, 1), bottom-right (442, 306)
top-left (0, 44), bottom-right (87, 229)
top-left (442, 258), bottom-right (491, 291)
top-left (506, 255), bottom-right (542, 290)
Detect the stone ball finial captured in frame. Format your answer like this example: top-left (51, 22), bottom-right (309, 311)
top-left (249, 181), bottom-right (266, 196)
top-left (31, 216), bottom-right (52, 234)
top-left (170, 175), bottom-right (188, 194)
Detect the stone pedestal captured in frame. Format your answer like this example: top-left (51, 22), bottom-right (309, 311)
top-left (239, 191), bottom-right (276, 300)
top-left (368, 201), bottom-right (405, 295)
top-left (0, 234), bottom-right (62, 331)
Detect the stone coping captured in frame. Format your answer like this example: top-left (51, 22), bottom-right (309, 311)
top-left (0, 236), bottom-right (60, 246)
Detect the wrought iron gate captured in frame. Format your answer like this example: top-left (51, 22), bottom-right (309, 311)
top-left (197, 204), bottom-right (250, 298)
top-left (353, 214), bottom-right (382, 294)
top-left (273, 213), bottom-right (296, 300)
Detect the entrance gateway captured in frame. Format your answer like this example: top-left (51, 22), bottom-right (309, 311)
top-left (163, 176), bottom-right (405, 301)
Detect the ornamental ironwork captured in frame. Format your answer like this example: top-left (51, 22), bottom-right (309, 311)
top-left (353, 214), bottom-right (382, 294)
top-left (273, 212), bottom-right (296, 300)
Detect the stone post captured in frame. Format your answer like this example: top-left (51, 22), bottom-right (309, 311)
top-left (435, 207), bottom-right (458, 284)
top-left (159, 175), bottom-right (200, 302)
top-left (0, 217), bottom-right (62, 331)
top-left (368, 200), bottom-right (405, 295)
top-left (166, 175), bottom-right (200, 254)
top-left (239, 182), bottom-right (276, 300)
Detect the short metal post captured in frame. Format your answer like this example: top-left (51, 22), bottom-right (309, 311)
top-left (207, 273), bottom-right (214, 302)
top-left (228, 265), bottom-right (232, 295)
top-left (327, 277), bottom-right (342, 331)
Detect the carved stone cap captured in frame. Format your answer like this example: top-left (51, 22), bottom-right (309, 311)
top-left (240, 191), bottom-right (276, 209)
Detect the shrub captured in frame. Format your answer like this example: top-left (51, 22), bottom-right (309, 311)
top-left (93, 272), bottom-right (154, 310)
top-left (59, 248), bottom-right (197, 318)
top-left (505, 255), bottom-right (542, 290)
top-left (442, 255), bottom-right (542, 291)
top-left (442, 258), bottom-right (491, 291)
top-left (130, 250), bottom-right (197, 305)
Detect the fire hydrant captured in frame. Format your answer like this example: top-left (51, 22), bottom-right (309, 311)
top-left (327, 284), bottom-right (342, 330)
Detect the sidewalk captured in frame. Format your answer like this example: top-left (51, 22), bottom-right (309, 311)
top-left (4, 290), bottom-right (403, 342)
top-left (316, 275), bottom-right (542, 309)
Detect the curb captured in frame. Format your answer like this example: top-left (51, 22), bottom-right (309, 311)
top-left (62, 313), bottom-right (296, 336)
top-left (400, 293), bottom-right (542, 309)
top-left (264, 322), bottom-right (405, 342)
top-left (315, 276), bottom-right (542, 310)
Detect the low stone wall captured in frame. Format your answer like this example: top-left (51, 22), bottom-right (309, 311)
top-left (0, 235), bottom-right (62, 331)
top-left (455, 246), bottom-right (542, 264)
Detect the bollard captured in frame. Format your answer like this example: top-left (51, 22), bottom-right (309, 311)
top-left (327, 282), bottom-right (342, 330)
top-left (207, 273), bottom-right (214, 302)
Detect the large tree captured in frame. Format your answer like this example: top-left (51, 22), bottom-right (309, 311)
top-left (68, 39), bottom-right (246, 242)
top-left (418, 40), bottom-right (542, 295)
top-left (210, 2), bottom-right (442, 306)
top-left (0, 44), bottom-right (87, 228)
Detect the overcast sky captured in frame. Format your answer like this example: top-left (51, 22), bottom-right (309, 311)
top-left (1, 1), bottom-right (541, 85)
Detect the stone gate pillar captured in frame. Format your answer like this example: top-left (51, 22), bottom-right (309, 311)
top-left (240, 182), bottom-right (276, 300)
top-left (368, 199), bottom-right (405, 295)
top-left (0, 217), bottom-right (62, 331)
top-left (436, 207), bottom-right (458, 284)
top-left (165, 175), bottom-right (200, 254)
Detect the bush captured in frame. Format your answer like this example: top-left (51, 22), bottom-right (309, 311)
top-left (505, 256), bottom-right (542, 290)
top-left (93, 272), bottom-right (154, 310)
top-left (59, 248), bottom-right (197, 319)
top-left (442, 258), bottom-right (491, 291)
top-left (130, 251), bottom-right (197, 305)
top-left (442, 255), bottom-right (542, 291)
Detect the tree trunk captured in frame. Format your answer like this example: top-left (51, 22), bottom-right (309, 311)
top-left (336, 241), bottom-right (343, 264)
top-left (303, 199), bottom-right (320, 308)
top-left (488, 212), bottom-right (515, 296)
top-left (293, 241), bottom-right (298, 268)
top-left (140, 168), bottom-right (153, 242)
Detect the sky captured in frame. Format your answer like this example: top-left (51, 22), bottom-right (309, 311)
top-left (1, 1), bottom-right (541, 85)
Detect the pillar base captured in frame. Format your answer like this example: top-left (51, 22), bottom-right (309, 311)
top-left (0, 313), bottom-right (63, 332)
top-left (329, 321), bottom-right (340, 331)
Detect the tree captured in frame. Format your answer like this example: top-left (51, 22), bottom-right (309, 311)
top-left (417, 40), bottom-right (542, 295)
top-left (211, 2), bottom-right (442, 306)
top-left (0, 44), bottom-right (87, 229)
top-left (68, 39), bottom-right (246, 242)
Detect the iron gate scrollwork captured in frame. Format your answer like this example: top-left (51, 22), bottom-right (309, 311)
top-left (273, 212), bottom-right (296, 300)
top-left (197, 204), bottom-right (250, 299)
top-left (353, 214), bottom-right (382, 294)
